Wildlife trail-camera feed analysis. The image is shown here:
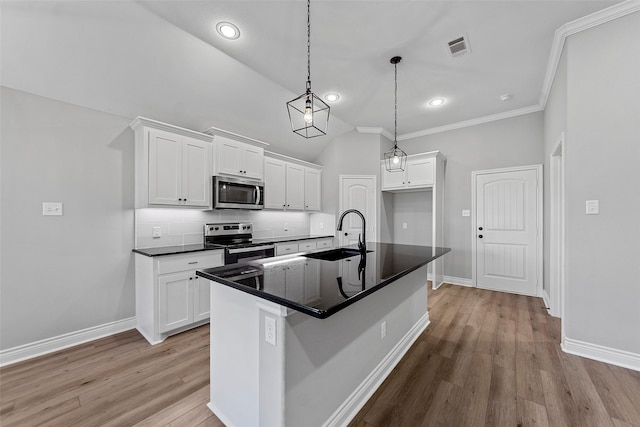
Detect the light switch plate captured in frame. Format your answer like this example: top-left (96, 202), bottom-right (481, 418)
top-left (402, 223), bottom-right (407, 229)
top-left (43, 202), bottom-right (63, 216)
top-left (586, 200), bottom-right (599, 215)
top-left (462, 210), bottom-right (471, 217)
top-left (152, 227), bottom-right (162, 238)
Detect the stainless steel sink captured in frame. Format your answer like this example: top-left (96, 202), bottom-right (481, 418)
top-left (303, 248), bottom-right (372, 261)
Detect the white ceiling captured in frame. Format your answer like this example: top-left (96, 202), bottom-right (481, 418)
top-left (1, 1), bottom-right (621, 161)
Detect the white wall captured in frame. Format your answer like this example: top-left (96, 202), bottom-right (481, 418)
top-left (562, 12), bottom-right (640, 356)
top-left (0, 87), bottom-right (135, 350)
top-left (393, 113), bottom-right (545, 279)
top-left (136, 209), bottom-right (311, 248)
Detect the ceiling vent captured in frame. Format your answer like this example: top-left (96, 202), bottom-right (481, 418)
top-left (448, 35), bottom-right (470, 58)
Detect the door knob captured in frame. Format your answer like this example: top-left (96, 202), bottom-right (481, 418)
top-left (478, 235), bottom-right (483, 239)
top-left (344, 232), bottom-right (349, 236)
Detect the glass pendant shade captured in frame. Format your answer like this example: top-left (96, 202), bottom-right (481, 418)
top-left (287, 90), bottom-right (330, 138)
top-left (384, 145), bottom-right (407, 172)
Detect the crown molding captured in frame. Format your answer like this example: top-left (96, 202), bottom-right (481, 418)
top-left (202, 125), bottom-right (270, 147)
top-left (398, 105), bottom-right (544, 141)
top-left (355, 126), bottom-right (394, 141)
top-left (539, 0), bottom-right (640, 108)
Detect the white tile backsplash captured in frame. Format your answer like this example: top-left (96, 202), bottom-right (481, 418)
top-left (135, 208), bottom-right (312, 248)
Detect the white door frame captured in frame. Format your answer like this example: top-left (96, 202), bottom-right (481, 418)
top-left (549, 133), bottom-right (566, 321)
top-left (338, 175), bottom-right (377, 246)
top-left (471, 164), bottom-right (543, 296)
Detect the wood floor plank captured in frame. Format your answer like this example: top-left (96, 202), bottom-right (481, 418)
top-left (3, 285), bottom-right (639, 427)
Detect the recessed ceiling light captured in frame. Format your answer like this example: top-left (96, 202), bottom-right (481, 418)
top-left (324, 93), bottom-right (340, 102)
top-left (500, 94), bottom-right (512, 101)
top-left (216, 21), bottom-right (240, 40)
top-left (428, 98), bottom-right (446, 107)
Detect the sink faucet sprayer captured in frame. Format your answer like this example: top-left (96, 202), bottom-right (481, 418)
top-left (336, 209), bottom-right (366, 253)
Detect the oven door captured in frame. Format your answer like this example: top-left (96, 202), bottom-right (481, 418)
top-left (213, 176), bottom-right (264, 210)
top-left (225, 245), bottom-right (275, 264)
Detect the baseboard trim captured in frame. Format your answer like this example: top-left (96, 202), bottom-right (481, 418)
top-left (207, 402), bottom-right (238, 427)
top-left (444, 276), bottom-right (473, 287)
top-left (0, 317), bottom-right (136, 367)
top-left (323, 312), bottom-right (430, 427)
top-left (563, 337), bottom-right (640, 372)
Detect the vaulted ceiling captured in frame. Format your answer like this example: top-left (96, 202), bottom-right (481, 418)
top-left (1, 1), bottom-right (621, 161)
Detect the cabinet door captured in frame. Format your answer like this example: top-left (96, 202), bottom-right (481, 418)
top-left (149, 129), bottom-right (182, 205)
top-left (243, 146), bottom-right (264, 180)
top-left (284, 263), bottom-right (305, 302)
top-left (158, 271), bottom-right (193, 333)
top-left (217, 138), bottom-right (242, 176)
top-left (304, 168), bottom-right (321, 211)
top-left (264, 158), bottom-right (287, 209)
top-left (285, 164), bottom-right (305, 210)
top-left (406, 158), bottom-right (434, 187)
top-left (381, 163), bottom-right (406, 190)
top-left (303, 261), bottom-right (320, 305)
top-left (193, 276), bottom-right (210, 322)
top-left (182, 137), bottom-right (211, 207)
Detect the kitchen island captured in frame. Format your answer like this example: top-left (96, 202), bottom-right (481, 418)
top-left (197, 243), bottom-right (450, 427)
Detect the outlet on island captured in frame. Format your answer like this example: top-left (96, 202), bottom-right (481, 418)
top-left (265, 316), bottom-right (276, 346)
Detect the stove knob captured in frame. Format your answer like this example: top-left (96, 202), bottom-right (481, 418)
top-left (215, 227), bottom-right (219, 231)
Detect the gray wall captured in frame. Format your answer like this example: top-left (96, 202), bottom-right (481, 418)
top-left (313, 130), bottom-right (383, 239)
top-left (562, 12), bottom-right (640, 354)
top-left (389, 191), bottom-right (433, 246)
top-left (0, 87), bottom-right (135, 350)
top-left (395, 112), bottom-right (545, 279)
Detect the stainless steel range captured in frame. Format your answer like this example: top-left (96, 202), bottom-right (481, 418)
top-left (204, 222), bottom-right (275, 264)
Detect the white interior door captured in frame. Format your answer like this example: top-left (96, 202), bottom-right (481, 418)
top-left (473, 166), bottom-right (541, 296)
top-left (338, 176), bottom-right (376, 248)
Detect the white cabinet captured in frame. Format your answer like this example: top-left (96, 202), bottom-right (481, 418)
top-left (263, 155), bottom-right (322, 211)
top-left (304, 168), bottom-right (321, 211)
top-left (275, 242), bottom-right (299, 256)
top-left (131, 117), bottom-right (212, 208)
top-left (381, 155), bottom-right (435, 191)
top-left (215, 136), bottom-right (264, 180)
top-left (135, 250), bottom-right (224, 344)
top-left (286, 164), bottom-right (305, 210)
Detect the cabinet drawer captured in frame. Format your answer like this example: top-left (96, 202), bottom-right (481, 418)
top-left (157, 251), bottom-right (224, 274)
top-left (298, 241), bottom-right (317, 252)
top-left (276, 243), bottom-right (299, 256)
top-left (316, 238), bottom-right (333, 249)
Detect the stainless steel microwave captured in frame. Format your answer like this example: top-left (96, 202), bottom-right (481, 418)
top-left (213, 176), bottom-right (264, 210)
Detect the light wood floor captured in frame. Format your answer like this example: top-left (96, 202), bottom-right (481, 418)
top-left (1, 284), bottom-right (639, 426)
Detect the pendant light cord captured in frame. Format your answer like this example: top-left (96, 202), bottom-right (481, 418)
top-left (394, 60), bottom-right (398, 148)
top-left (306, 0), bottom-right (311, 93)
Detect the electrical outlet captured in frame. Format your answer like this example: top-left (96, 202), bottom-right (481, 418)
top-left (381, 321), bottom-right (387, 339)
top-left (320, 222), bottom-right (324, 230)
top-left (42, 202), bottom-right (63, 216)
top-left (152, 227), bottom-right (161, 238)
top-left (265, 316), bottom-right (276, 346)
top-left (402, 223), bottom-right (407, 230)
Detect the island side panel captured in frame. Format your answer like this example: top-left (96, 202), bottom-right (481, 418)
top-left (282, 265), bottom-right (430, 426)
top-left (208, 283), bottom-right (260, 427)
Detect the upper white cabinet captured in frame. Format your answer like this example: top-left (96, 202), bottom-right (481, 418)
top-left (263, 154), bottom-right (322, 211)
top-left (131, 117), bottom-right (212, 208)
top-left (215, 136), bottom-right (264, 181)
top-left (381, 151), bottom-right (443, 191)
top-left (304, 168), bottom-right (321, 211)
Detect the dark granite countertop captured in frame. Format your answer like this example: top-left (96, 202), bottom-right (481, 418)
top-left (132, 244), bottom-right (225, 257)
top-left (132, 235), bottom-right (335, 257)
top-left (196, 243), bottom-right (450, 319)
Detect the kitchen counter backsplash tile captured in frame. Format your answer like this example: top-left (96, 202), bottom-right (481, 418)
top-left (135, 208), bottom-right (313, 249)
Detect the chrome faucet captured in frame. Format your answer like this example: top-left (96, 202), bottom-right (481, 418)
top-left (337, 209), bottom-right (366, 253)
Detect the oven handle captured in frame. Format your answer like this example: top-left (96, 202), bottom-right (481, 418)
top-left (227, 244), bottom-right (275, 254)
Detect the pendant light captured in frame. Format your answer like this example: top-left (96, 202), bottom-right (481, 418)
top-left (384, 56), bottom-right (407, 172)
top-left (286, 0), bottom-right (330, 138)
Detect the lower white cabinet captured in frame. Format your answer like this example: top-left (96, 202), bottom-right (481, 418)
top-left (135, 250), bottom-right (224, 344)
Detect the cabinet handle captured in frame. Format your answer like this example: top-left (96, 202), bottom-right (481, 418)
top-left (178, 198), bottom-right (183, 201)
top-left (188, 261), bottom-right (198, 264)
